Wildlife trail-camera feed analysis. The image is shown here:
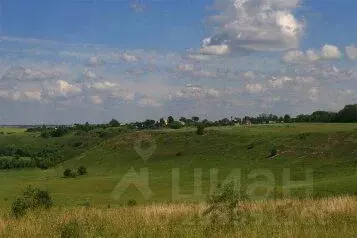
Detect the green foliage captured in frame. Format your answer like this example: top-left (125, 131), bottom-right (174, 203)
top-left (169, 121), bottom-right (183, 129)
top-left (109, 119), bottom-right (120, 127)
top-left (60, 220), bottom-right (82, 238)
top-left (63, 169), bottom-right (71, 178)
top-left (77, 166), bottom-right (87, 175)
top-left (336, 104), bottom-right (357, 123)
top-left (127, 199), bottom-right (137, 206)
top-left (11, 186), bottom-right (53, 218)
top-left (204, 182), bottom-right (242, 229)
top-left (269, 147), bottom-right (278, 157)
top-left (196, 124), bottom-right (205, 135)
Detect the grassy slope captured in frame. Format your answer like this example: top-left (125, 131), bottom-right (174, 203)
top-left (0, 124), bottom-right (357, 208)
top-left (1, 196), bottom-right (356, 237)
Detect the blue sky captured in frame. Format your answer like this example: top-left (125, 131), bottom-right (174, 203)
top-left (0, 0), bottom-right (356, 124)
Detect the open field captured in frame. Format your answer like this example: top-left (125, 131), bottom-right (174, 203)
top-left (0, 196), bottom-right (356, 237)
top-left (0, 123), bottom-right (356, 237)
top-left (0, 123), bottom-right (356, 208)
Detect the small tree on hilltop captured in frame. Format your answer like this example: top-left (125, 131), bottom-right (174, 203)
top-left (196, 124), bottom-right (205, 135)
top-left (77, 166), bottom-right (87, 176)
top-left (109, 118), bottom-right (120, 127)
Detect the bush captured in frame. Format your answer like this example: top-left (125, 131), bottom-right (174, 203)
top-left (11, 198), bottom-right (28, 218)
top-left (196, 124), bottom-right (205, 135)
top-left (127, 199), bottom-right (137, 206)
top-left (11, 186), bottom-right (53, 218)
top-left (77, 166), bottom-right (87, 176)
top-left (60, 220), bottom-right (81, 238)
top-left (169, 121), bottom-right (183, 129)
top-left (63, 169), bottom-right (71, 178)
top-left (203, 181), bottom-right (242, 229)
top-left (69, 171), bottom-right (77, 178)
top-left (269, 148), bottom-right (277, 157)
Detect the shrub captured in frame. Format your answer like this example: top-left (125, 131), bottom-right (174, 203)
top-left (60, 220), bottom-right (81, 238)
top-left (196, 124), bottom-right (205, 135)
top-left (11, 186), bottom-right (53, 218)
top-left (40, 131), bottom-right (50, 138)
top-left (77, 166), bottom-right (87, 176)
top-left (203, 181), bottom-right (242, 229)
top-left (63, 169), bottom-right (71, 178)
top-left (69, 171), bottom-right (77, 178)
top-left (127, 199), bottom-right (137, 206)
top-left (11, 198), bottom-right (29, 218)
top-left (169, 121), bottom-right (183, 129)
top-left (269, 148), bottom-right (277, 157)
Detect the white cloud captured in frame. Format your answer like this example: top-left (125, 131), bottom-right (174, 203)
top-left (1, 66), bottom-right (63, 81)
top-left (186, 54), bottom-right (211, 61)
top-left (199, 44), bottom-right (229, 55)
top-left (246, 83), bottom-right (264, 93)
top-left (89, 95), bottom-right (102, 105)
top-left (282, 50), bottom-right (320, 63)
top-left (268, 76), bottom-right (293, 88)
top-left (138, 97), bottom-right (162, 107)
top-left (24, 90), bottom-right (42, 101)
top-left (308, 87), bottom-right (319, 101)
top-left (321, 44), bottom-right (341, 59)
top-left (345, 45), bottom-right (357, 60)
top-left (203, 0), bottom-right (303, 53)
top-left (91, 81), bottom-right (118, 90)
top-left (88, 56), bottom-right (101, 66)
top-left (283, 45), bottom-right (342, 63)
top-left (121, 53), bottom-right (139, 62)
top-left (243, 71), bottom-right (255, 79)
top-left (46, 80), bottom-right (82, 98)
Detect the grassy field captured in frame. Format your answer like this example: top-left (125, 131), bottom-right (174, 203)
top-left (0, 123), bottom-right (356, 236)
top-left (0, 123), bottom-right (356, 207)
top-left (0, 196), bottom-right (356, 237)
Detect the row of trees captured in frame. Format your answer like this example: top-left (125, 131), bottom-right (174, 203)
top-left (25, 104), bottom-right (357, 133)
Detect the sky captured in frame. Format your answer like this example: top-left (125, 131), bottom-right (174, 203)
top-left (0, 0), bottom-right (356, 124)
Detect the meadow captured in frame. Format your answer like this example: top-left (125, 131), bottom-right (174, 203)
top-left (0, 123), bottom-right (356, 236)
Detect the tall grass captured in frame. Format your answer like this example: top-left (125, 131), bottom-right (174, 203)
top-left (0, 196), bottom-right (356, 237)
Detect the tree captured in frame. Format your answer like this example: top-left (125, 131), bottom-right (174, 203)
top-left (335, 104), bottom-right (357, 122)
top-left (192, 116), bottom-right (200, 123)
top-left (109, 119), bottom-right (120, 127)
top-left (77, 166), bottom-right (87, 175)
top-left (63, 169), bottom-right (71, 178)
top-left (283, 114), bottom-right (291, 123)
top-left (179, 117), bottom-right (187, 123)
top-left (159, 118), bottom-right (166, 127)
top-left (167, 116), bottom-right (174, 125)
top-left (196, 124), bottom-right (205, 135)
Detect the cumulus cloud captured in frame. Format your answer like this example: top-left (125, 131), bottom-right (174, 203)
top-left (283, 44), bottom-right (342, 63)
top-left (121, 53), bottom-right (139, 62)
top-left (1, 66), bottom-right (62, 81)
top-left (282, 49), bottom-right (320, 63)
top-left (243, 71), bottom-right (255, 79)
top-left (321, 44), bottom-right (341, 60)
top-left (345, 45), bottom-right (357, 60)
top-left (173, 84), bottom-right (221, 100)
top-left (199, 43), bottom-right (230, 55)
top-left (89, 95), bottom-right (102, 105)
top-left (246, 83), bottom-right (264, 93)
top-left (138, 97), bottom-right (162, 107)
top-left (268, 76), bottom-right (293, 88)
top-left (202, 0), bottom-right (304, 54)
top-left (91, 81), bottom-right (118, 90)
top-left (308, 87), bottom-right (319, 101)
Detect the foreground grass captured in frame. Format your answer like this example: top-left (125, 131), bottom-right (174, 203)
top-left (1, 196), bottom-right (356, 237)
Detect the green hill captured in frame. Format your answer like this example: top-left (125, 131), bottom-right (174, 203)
top-left (0, 123), bottom-right (357, 208)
